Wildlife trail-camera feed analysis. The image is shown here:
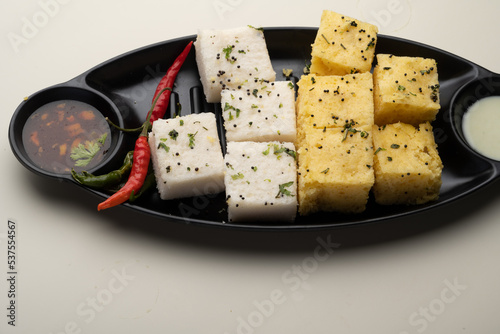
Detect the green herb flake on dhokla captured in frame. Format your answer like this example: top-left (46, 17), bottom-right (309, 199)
top-left (169, 129), bottom-right (179, 140)
top-left (231, 172), bottom-right (244, 180)
top-left (276, 181), bottom-right (294, 198)
top-left (157, 142), bottom-right (170, 152)
top-left (188, 131), bottom-right (198, 149)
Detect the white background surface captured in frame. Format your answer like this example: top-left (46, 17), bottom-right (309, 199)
top-left (1, 0), bottom-right (500, 333)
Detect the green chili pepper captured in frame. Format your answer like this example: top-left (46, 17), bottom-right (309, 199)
top-left (71, 151), bottom-right (134, 188)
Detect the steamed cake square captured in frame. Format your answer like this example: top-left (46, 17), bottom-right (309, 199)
top-left (194, 26), bottom-right (276, 103)
top-left (148, 113), bottom-right (225, 200)
top-left (296, 72), bottom-right (374, 146)
top-left (373, 54), bottom-right (440, 126)
top-left (221, 81), bottom-right (296, 143)
top-left (297, 126), bottom-right (374, 215)
top-left (371, 122), bottom-right (442, 205)
top-left (310, 10), bottom-right (378, 76)
top-left (224, 141), bottom-right (297, 222)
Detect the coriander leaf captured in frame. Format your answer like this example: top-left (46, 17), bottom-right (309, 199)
top-left (188, 131), bottom-right (198, 149)
top-left (231, 172), bottom-right (244, 180)
top-left (273, 145), bottom-right (297, 160)
top-left (70, 133), bottom-right (107, 167)
top-left (169, 129), bottom-right (179, 140)
top-left (276, 181), bottom-right (295, 198)
top-left (158, 142), bottom-right (170, 152)
top-left (222, 45), bottom-right (234, 63)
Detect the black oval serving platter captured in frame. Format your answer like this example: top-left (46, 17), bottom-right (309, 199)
top-left (8, 27), bottom-right (500, 230)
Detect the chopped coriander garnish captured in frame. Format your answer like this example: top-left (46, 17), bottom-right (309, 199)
top-left (341, 119), bottom-right (359, 142)
top-left (391, 144), bottom-right (400, 149)
top-left (248, 25), bottom-right (264, 32)
top-left (188, 131), bottom-right (198, 149)
top-left (273, 145), bottom-right (297, 160)
top-left (304, 61), bottom-right (311, 74)
top-left (224, 102), bottom-right (242, 118)
top-left (262, 145), bottom-right (271, 155)
top-left (157, 142), bottom-right (170, 152)
top-left (169, 129), bottom-right (179, 140)
top-left (321, 168), bottom-right (330, 174)
top-left (276, 181), bottom-right (294, 198)
top-left (231, 172), bottom-right (244, 180)
top-left (222, 45), bottom-right (235, 63)
top-left (70, 133), bottom-right (107, 167)
top-left (374, 147), bottom-right (386, 155)
top-left (97, 133), bottom-right (107, 145)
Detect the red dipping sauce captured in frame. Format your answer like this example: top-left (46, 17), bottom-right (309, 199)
top-left (22, 100), bottom-right (111, 174)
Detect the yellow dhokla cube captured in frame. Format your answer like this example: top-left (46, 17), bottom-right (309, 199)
top-left (373, 54), bottom-right (440, 126)
top-left (310, 10), bottom-right (378, 76)
top-left (296, 72), bottom-right (374, 146)
top-left (298, 126), bottom-right (374, 215)
top-left (372, 122), bottom-right (443, 205)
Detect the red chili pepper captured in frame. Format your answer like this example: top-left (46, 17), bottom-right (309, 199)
top-left (97, 41), bottom-right (193, 211)
top-left (97, 135), bottom-right (150, 211)
top-left (149, 41), bottom-right (193, 124)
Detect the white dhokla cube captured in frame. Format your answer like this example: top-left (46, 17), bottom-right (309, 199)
top-left (148, 113), bottom-right (225, 200)
top-left (194, 26), bottom-right (276, 103)
top-left (224, 141), bottom-right (298, 222)
top-left (221, 81), bottom-right (296, 142)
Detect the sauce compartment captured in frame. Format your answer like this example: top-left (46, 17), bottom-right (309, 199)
top-left (9, 86), bottom-right (125, 179)
top-left (450, 75), bottom-right (500, 155)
